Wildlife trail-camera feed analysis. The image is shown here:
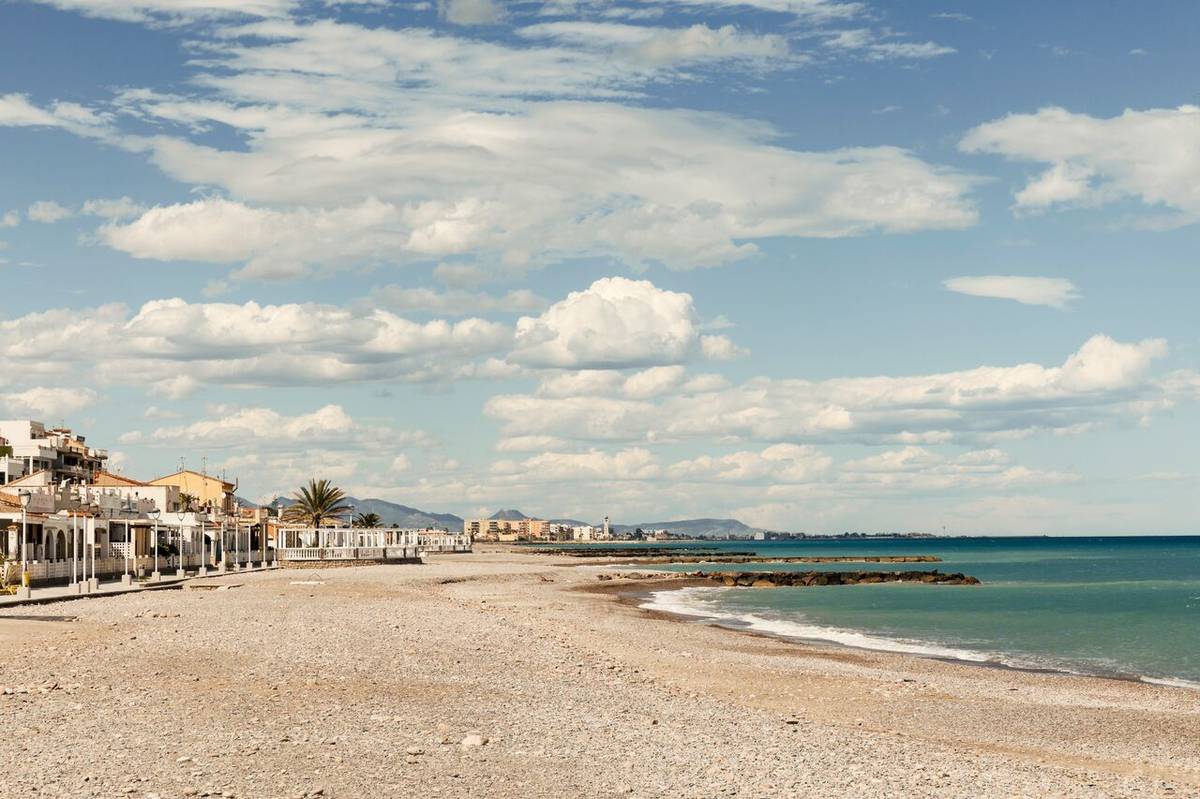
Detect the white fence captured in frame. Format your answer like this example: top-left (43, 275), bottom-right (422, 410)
top-left (418, 533), bottom-right (472, 553)
top-left (275, 527), bottom-right (422, 563)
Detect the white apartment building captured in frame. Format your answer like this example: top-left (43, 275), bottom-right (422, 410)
top-left (0, 420), bottom-right (108, 486)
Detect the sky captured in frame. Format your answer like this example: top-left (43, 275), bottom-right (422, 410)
top-left (1, 0), bottom-right (1198, 533)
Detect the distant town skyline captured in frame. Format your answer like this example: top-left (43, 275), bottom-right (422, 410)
top-left (1, 0), bottom-right (1198, 533)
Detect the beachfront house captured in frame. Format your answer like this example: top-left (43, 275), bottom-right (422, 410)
top-left (150, 469), bottom-right (236, 514)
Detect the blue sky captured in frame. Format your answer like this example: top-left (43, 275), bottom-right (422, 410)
top-left (1, 0), bottom-right (1197, 533)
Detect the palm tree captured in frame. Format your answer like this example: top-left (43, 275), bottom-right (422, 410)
top-left (354, 512), bottom-right (382, 528)
top-left (283, 479), bottom-right (351, 527)
top-left (178, 493), bottom-right (197, 512)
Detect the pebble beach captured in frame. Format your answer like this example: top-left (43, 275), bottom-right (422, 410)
top-left (2, 549), bottom-right (1197, 798)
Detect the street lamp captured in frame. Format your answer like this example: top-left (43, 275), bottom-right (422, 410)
top-left (149, 508), bottom-right (161, 581)
top-left (18, 490), bottom-right (31, 595)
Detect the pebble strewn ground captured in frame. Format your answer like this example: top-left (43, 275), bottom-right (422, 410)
top-left (1, 551), bottom-right (1197, 798)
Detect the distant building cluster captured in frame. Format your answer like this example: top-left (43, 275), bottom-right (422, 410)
top-left (465, 516), bottom-right (611, 543)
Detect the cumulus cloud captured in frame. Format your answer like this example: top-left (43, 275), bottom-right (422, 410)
top-left (668, 444), bottom-right (832, 483)
top-left (961, 105), bottom-right (1200, 224)
top-left (488, 334), bottom-right (1177, 446)
top-left (944, 275), bottom-right (1079, 308)
top-left (510, 277), bottom-right (736, 369)
top-left (1, 211), bottom-right (18, 228)
top-left (27, 200), bottom-right (73, 223)
top-left (121, 403), bottom-right (432, 451)
top-left (0, 387), bottom-right (98, 418)
top-left (0, 297), bottom-right (513, 390)
top-left (838, 446), bottom-right (1076, 491)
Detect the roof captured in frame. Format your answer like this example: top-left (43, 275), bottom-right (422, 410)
top-left (0, 492), bottom-right (20, 510)
top-left (91, 471), bottom-right (151, 487)
top-left (149, 470), bottom-right (235, 491)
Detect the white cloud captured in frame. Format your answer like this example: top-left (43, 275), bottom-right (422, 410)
top-left (511, 277), bottom-right (732, 369)
top-left (493, 447), bottom-right (663, 482)
top-left (438, 0), bottom-right (504, 25)
top-left (622, 365), bottom-right (687, 399)
top-left (700, 334), bottom-right (748, 360)
top-left (518, 22), bottom-right (791, 66)
top-left (824, 29), bottom-right (955, 61)
top-left (122, 403), bottom-right (432, 451)
top-left (488, 335), bottom-right (1176, 446)
top-left (90, 97), bottom-right (978, 278)
top-left (0, 387), bottom-right (98, 418)
top-left (0, 93), bottom-right (110, 135)
top-left (0, 211), bottom-right (18, 228)
top-left (944, 275), bottom-right (1079, 308)
top-left (0, 297), bottom-right (513, 390)
top-left (839, 446), bottom-right (1076, 491)
top-left (961, 105), bottom-right (1200, 224)
top-left (27, 200), bottom-right (73, 223)
top-left (81, 196), bottom-right (146, 220)
top-left (643, 0), bottom-right (864, 21)
top-left (668, 444), bottom-right (832, 483)
top-left (5, 15), bottom-right (980, 281)
top-left (23, 0), bottom-right (298, 23)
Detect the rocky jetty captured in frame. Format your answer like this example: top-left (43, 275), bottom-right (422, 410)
top-left (702, 569), bottom-right (980, 587)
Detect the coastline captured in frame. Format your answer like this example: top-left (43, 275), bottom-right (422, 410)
top-left (2, 549), bottom-right (1197, 797)
top-left (608, 578), bottom-right (1200, 690)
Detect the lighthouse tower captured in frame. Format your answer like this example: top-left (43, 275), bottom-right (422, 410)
top-left (603, 515), bottom-right (610, 540)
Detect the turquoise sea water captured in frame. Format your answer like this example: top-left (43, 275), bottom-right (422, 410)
top-left (626, 537), bottom-right (1200, 687)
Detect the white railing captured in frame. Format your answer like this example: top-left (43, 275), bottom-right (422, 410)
top-left (277, 545), bottom-right (421, 562)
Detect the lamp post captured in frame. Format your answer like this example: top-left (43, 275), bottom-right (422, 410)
top-left (70, 512), bottom-right (78, 590)
top-left (149, 508), bottom-right (161, 582)
top-left (18, 490), bottom-right (31, 598)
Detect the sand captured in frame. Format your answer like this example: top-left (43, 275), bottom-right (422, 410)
top-left (0, 549), bottom-right (1196, 798)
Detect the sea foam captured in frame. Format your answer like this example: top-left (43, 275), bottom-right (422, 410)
top-left (642, 586), bottom-right (993, 663)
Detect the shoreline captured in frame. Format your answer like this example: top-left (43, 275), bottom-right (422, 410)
top-left (590, 575), bottom-right (1200, 691)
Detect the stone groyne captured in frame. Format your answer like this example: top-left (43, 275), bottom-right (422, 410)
top-left (702, 569), bottom-right (979, 587)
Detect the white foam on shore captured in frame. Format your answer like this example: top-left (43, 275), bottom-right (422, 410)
top-left (642, 587), bottom-right (1200, 690)
top-left (1140, 675), bottom-right (1200, 691)
top-left (641, 587), bottom-right (992, 663)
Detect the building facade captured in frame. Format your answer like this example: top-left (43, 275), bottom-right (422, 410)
top-left (0, 420), bottom-right (108, 485)
top-left (150, 470), bottom-right (236, 515)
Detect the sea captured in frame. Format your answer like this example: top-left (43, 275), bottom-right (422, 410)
top-left (627, 536), bottom-right (1200, 688)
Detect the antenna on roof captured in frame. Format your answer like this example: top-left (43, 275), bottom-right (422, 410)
top-left (178, 457), bottom-right (185, 473)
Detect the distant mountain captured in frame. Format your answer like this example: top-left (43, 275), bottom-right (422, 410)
top-left (265, 496), bottom-right (464, 530)
top-left (235, 495), bottom-right (260, 509)
top-left (611, 518), bottom-right (759, 537)
top-left (350, 498), bottom-right (464, 530)
top-left (550, 518), bottom-right (593, 528)
top-left (489, 508), bottom-right (530, 521)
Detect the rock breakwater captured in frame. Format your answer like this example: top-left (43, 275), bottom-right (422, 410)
top-left (703, 570), bottom-right (979, 587)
